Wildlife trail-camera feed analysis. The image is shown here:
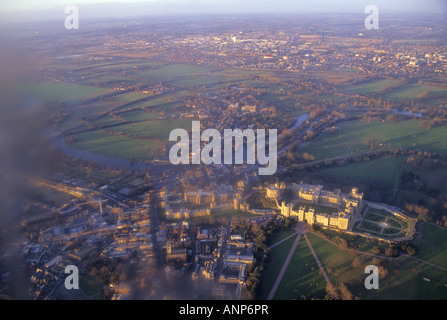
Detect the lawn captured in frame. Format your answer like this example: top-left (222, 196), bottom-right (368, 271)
top-left (354, 206), bottom-right (409, 239)
top-left (257, 235), bottom-right (296, 300)
top-left (213, 209), bottom-right (255, 218)
top-left (69, 117), bottom-right (196, 160)
top-left (118, 109), bottom-right (161, 122)
top-left (66, 100), bottom-right (122, 120)
top-left (273, 237), bottom-right (327, 300)
top-left (79, 276), bottom-right (103, 298)
top-left (306, 232), bottom-right (366, 286)
top-left (307, 231), bottom-right (447, 299)
top-left (20, 81), bottom-right (111, 104)
top-left (116, 92), bottom-right (155, 102)
top-left (382, 83), bottom-right (447, 102)
top-left (59, 117), bottom-right (84, 132)
top-left (344, 79), bottom-right (403, 96)
top-left (318, 157), bottom-right (407, 188)
top-left (136, 64), bottom-right (209, 81)
top-left (90, 116), bottom-right (125, 128)
top-left (355, 255), bottom-right (447, 300)
top-left (73, 130), bottom-right (164, 160)
top-left (415, 223), bottom-right (447, 269)
top-left (357, 220), bottom-right (383, 234)
top-left (269, 230), bottom-right (297, 245)
top-left (107, 118), bottom-right (196, 141)
top-left (299, 119), bottom-right (447, 161)
top-left (172, 75), bottom-right (225, 88)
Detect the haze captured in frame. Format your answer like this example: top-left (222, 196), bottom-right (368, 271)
top-left (2, 0), bottom-right (446, 22)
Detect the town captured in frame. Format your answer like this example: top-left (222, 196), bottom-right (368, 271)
top-left (168, 120), bottom-right (277, 175)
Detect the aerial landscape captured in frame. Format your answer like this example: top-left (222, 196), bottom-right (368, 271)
top-left (0, 0), bottom-right (447, 307)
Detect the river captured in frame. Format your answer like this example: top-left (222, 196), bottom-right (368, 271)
top-left (293, 113), bottom-right (310, 129)
top-left (50, 112), bottom-right (311, 172)
top-left (50, 131), bottom-right (155, 172)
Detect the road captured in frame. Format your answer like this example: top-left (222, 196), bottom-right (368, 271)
top-left (267, 222), bottom-right (309, 300)
top-left (214, 219), bottom-right (233, 283)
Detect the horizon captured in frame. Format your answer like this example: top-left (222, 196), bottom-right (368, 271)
top-left (1, 0), bottom-right (446, 22)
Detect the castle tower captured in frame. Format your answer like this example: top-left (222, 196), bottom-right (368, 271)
top-left (281, 202), bottom-right (292, 217)
top-left (234, 198), bottom-right (240, 210)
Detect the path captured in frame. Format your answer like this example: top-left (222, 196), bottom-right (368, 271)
top-left (310, 231), bottom-right (447, 272)
top-left (269, 231), bottom-right (298, 249)
top-left (304, 234), bottom-right (332, 287)
top-left (267, 223), bottom-right (308, 300)
top-left (267, 232), bottom-right (302, 300)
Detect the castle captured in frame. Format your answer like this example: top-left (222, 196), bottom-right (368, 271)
top-left (161, 179), bottom-right (363, 232)
top-left (267, 182), bottom-right (364, 231)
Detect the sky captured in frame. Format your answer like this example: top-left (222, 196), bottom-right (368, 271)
top-left (1, 0), bottom-right (446, 21)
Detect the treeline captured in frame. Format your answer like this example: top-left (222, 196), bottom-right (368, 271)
top-left (234, 216), bottom-right (296, 299)
top-left (284, 149), bottom-right (447, 174)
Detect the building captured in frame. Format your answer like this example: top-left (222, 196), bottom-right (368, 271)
top-left (265, 182), bottom-right (286, 200)
top-left (279, 183), bottom-right (364, 231)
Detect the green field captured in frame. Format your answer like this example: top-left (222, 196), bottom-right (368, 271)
top-left (382, 83), bottom-right (447, 102)
top-left (306, 233), bottom-right (365, 286)
top-left (90, 116), bottom-right (124, 127)
top-left (307, 231), bottom-right (447, 299)
top-left (213, 209), bottom-right (255, 218)
top-left (344, 80), bottom-right (447, 106)
top-left (258, 235), bottom-right (296, 300)
top-left (20, 81), bottom-right (111, 104)
top-left (73, 130), bottom-right (164, 160)
top-left (107, 118), bottom-right (195, 141)
top-left (415, 223), bottom-right (447, 269)
top-left (318, 157), bottom-right (406, 188)
top-left (59, 117), bottom-right (84, 132)
top-left (136, 64), bottom-right (209, 81)
top-left (269, 230), bottom-right (297, 245)
top-left (300, 119), bottom-right (447, 161)
top-left (172, 76), bottom-right (225, 88)
top-left (118, 109), bottom-right (161, 122)
top-left (273, 237), bottom-right (327, 300)
top-left (345, 79), bottom-right (403, 96)
top-left (67, 112), bottom-right (197, 160)
top-left (357, 256), bottom-right (447, 300)
top-left (79, 276), bottom-right (104, 299)
top-left (116, 92), bottom-right (154, 102)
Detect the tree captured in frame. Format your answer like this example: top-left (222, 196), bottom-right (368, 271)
top-left (352, 257), bottom-right (362, 269)
top-left (401, 243), bottom-right (418, 256)
top-left (385, 245), bottom-right (398, 257)
top-left (377, 265), bottom-right (388, 280)
top-left (284, 217), bottom-right (294, 230)
top-left (325, 284), bottom-right (340, 300)
top-left (252, 222), bottom-right (262, 235)
top-left (338, 238), bottom-right (348, 251)
top-left (371, 246), bottom-right (380, 255)
top-left (338, 283), bottom-right (353, 300)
